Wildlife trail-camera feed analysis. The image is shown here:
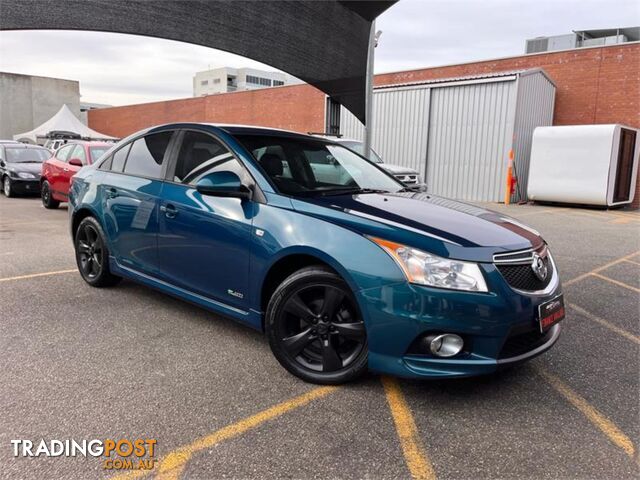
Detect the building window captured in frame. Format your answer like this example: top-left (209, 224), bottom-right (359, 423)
top-left (246, 75), bottom-right (272, 86)
top-left (200, 80), bottom-right (208, 86)
top-left (213, 78), bottom-right (221, 84)
top-left (273, 80), bottom-right (285, 86)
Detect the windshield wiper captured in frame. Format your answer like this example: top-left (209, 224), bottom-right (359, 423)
top-left (316, 187), bottom-right (391, 196)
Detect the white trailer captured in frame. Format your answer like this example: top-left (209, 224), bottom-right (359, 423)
top-left (527, 124), bottom-right (639, 206)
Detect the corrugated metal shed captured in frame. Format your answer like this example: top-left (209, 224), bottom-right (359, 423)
top-left (338, 69), bottom-right (556, 202)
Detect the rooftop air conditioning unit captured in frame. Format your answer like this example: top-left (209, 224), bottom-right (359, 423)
top-left (528, 124), bottom-right (639, 206)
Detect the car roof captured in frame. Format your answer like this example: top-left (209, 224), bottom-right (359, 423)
top-left (145, 122), bottom-right (336, 144)
top-left (2, 143), bottom-right (49, 150)
top-left (59, 140), bottom-right (112, 147)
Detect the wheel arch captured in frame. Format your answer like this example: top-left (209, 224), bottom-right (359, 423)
top-left (259, 248), bottom-right (362, 330)
top-left (71, 206), bottom-right (100, 239)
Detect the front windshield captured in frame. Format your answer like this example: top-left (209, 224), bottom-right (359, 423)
top-left (5, 147), bottom-right (50, 163)
top-left (340, 140), bottom-right (384, 164)
top-left (237, 135), bottom-right (403, 196)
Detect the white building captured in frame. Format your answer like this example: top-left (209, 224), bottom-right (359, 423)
top-left (193, 67), bottom-right (292, 96)
top-left (525, 27), bottom-right (639, 54)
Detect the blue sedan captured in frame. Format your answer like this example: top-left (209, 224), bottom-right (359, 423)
top-left (69, 123), bottom-right (564, 384)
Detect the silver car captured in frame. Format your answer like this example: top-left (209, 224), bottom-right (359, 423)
top-left (317, 137), bottom-right (424, 189)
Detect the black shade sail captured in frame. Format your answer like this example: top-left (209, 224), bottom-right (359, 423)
top-left (0, 0), bottom-right (397, 123)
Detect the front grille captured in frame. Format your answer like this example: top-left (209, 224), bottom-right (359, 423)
top-left (494, 246), bottom-right (553, 292)
top-left (498, 327), bottom-right (552, 359)
top-left (395, 174), bottom-right (418, 184)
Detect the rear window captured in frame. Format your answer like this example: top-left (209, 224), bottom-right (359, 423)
top-left (5, 148), bottom-right (50, 163)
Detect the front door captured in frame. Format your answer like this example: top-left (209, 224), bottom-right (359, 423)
top-left (157, 130), bottom-right (254, 310)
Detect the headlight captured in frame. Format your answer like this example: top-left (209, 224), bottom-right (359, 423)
top-left (370, 237), bottom-right (488, 292)
top-left (17, 172), bottom-right (36, 179)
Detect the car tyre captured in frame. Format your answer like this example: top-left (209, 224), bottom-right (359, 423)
top-left (3, 176), bottom-right (14, 197)
top-left (74, 216), bottom-right (121, 288)
top-left (266, 266), bottom-right (368, 384)
top-left (41, 180), bottom-right (60, 209)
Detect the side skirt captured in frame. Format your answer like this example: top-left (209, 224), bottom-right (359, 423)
top-left (110, 257), bottom-right (263, 331)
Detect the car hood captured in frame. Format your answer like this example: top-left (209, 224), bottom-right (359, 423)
top-left (380, 163), bottom-right (419, 175)
top-left (6, 162), bottom-right (42, 175)
top-left (291, 192), bottom-right (543, 262)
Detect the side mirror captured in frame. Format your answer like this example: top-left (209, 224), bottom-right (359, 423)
top-left (196, 171), bottom-right (252, 200)
top-left (68, 158), bottom-right (83, 167)
top-left (0, 160), bottom-right (5, 167)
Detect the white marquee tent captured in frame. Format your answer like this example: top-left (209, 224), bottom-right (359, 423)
top-left (13, 104), bottom-right (116, 143)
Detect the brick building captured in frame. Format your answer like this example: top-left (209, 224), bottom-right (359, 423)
top-left (88, 42), bottom-right (640, 207)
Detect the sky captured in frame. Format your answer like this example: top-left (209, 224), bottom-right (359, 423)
top-left (0, 0), bottom-right (638, 106)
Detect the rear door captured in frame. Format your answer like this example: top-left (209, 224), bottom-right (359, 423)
top-left (100, 130), bottom-right (176, 276)
top-left (48, 144), bottom-right (74, 196)
top-left (156, 129), bottom-right (255, 309)
top-left (59, 144), bottom-right (87, 198)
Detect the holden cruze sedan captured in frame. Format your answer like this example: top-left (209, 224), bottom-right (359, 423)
top-left (68, 123), bottom-right (564, 384)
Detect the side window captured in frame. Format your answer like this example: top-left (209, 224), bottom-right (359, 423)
top-left (110, 144), bottom-right (131, 172)
top-left (173, 131), bottom-right (246, 185)
top-left (71, 144), bottom-right (87, 165)
top-left (123, 131), bottom-right (173, 178)
top-left (56, 145), bottom-right (73, 161)
top-left (253, 145), bottom-right (292, 179)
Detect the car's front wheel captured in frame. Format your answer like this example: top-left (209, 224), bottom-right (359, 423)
top-left (74, 216), bottom-right (121, 287)
top-left (3, 176), bottom-right (13, 197)
top-left (41, 180), bottom-right (60, 209)
top-left (266, 266), bottom-right (368, 384)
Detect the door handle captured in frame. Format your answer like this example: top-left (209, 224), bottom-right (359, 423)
top-left (160, 203), bottom-right (178, 219)
top-left (107, 187), bottom-right (118, 199)
top-left (63, 167), bottom-right (69, 172)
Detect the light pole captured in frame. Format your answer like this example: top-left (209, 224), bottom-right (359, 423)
top-left (363, 24), bottom-right (382, 160)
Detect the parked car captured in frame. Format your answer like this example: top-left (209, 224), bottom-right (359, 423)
top-left (40, 141), bottom-right (111, 208)
top-left (313, 135), bottom-right (424, 188)
top-left (69, 124), bottom-right (563, 384)
top-left (0, 142), bottom-right (51, 197)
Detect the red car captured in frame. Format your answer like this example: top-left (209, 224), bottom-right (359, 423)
top-left (41, 141), bottom-right (111, 208)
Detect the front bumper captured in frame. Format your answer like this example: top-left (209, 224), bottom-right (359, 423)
top-left (359, 262), bottom-right (563, 379)
top-left (9, 178), bottom-right (40, 195)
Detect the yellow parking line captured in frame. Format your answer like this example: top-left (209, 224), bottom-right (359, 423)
top-left (112, 386), bottom-right (338, 480)
top-left (0, 269), bottom-right (76, 282)
top-left (564, 250), bottom-right (640, 286)
top-left (568, 303), bottom-right (640, 345)
top-left (590, 272), bottom-right (640, 293)
top-left (538, 368), bottom-right (635, 459)
top-left (623, 259), bottom-right (640, 266)
top-left (382, 376), bottom-right (436, 480)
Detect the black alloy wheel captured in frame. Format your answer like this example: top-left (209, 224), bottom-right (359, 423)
top-left (74, 217), bottom-right (121, 287)
top-left (266, 266), bottom-right (368, 384)
top-left (41, 180), bottom-right (59, 209)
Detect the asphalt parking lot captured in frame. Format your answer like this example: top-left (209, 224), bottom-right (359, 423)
top-left (1, 195), bottom-right (638, 480)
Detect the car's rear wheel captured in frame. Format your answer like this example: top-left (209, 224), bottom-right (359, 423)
top-left (41, 180), bottom-right (59, 209)
top-left (74, 216), bottom-right (121, 287)
top-left (266, 266), bottom-right (368, 384)
top-left (3, 176), bottom-right (13, 197)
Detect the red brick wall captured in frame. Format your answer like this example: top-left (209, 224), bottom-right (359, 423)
top-left (89, 43), bottom-right (640, 207)
top-left (88, 84), bottom-right (325, 139)
top-left (374, 44), bottom-right (639, 130)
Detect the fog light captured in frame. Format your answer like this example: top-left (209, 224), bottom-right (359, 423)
top-left (427, 334), bottom-right (464, 357)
